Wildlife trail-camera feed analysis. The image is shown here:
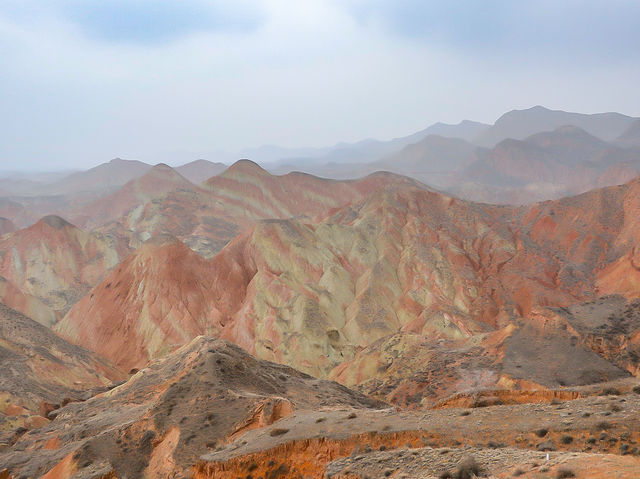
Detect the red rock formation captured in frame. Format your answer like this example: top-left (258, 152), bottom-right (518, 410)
top-left (55, 175), bottom-right (640, 385)
top-left (89, 160), bottom-right (416, 260)
top-left (0, 215), bottom-right (131, 315)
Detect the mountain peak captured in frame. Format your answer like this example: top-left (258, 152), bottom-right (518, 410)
top-left (152, 162), bottom-right (172, 169)
top-left (135, 162), bottom-right (192, 185)
top-left (37, 215), bottom-right (74, 230)
top-left (218, 159), bottom-right (271, 180)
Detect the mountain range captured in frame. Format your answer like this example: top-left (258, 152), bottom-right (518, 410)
top-left (1, 106), bottom-right (640, 477)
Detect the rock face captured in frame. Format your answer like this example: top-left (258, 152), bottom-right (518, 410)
top-left (541, 296), bottom-right (640, 377)
top-left (0, 337), bottom-right (384, 479)
top-left (0, 215), bottom-right (131, 316)
top-left (55, 237), bottom-right (231, 371)
top-left (0, 276), bottom-right (55, 327)
top-left (58, 175), bottom-right (640, 390)
top-left (0, 303), bottom-right (123, 443)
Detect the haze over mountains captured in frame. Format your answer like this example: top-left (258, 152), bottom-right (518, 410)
top-left (3, 106), bottom-right (639, 221)
top-left (2, 106), bottom-right (640, 477)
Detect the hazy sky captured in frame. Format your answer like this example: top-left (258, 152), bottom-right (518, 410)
top-left (2, 0), bottom-right (640, 169)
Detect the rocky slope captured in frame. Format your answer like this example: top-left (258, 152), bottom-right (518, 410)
top-left (0, 303), bottom-right (123, 444)
top-left (0, 337), bottom-right (384, 479)
top-left (58, 175), bottom-right (640, 392)
top-left (55, 237), bottom-right (228, 371)
top-left (0, 276), bottom-right (55, 327)
top-left (0, 215), bottom-right (131, 316)
top-left (196, 384), bottom-right (640, 478)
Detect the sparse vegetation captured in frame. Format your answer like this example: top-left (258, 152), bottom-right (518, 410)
top-left (560, 434), bottom-right (574, 444)
top-left (600, 387), bottom-right (621, 396)
top-left (456, 456), bottom-right (481, 479)
top-left (555, 468), bottom-right (576, 478)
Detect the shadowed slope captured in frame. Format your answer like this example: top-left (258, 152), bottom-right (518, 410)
top-left (0, 303), bottom-right (123, 443)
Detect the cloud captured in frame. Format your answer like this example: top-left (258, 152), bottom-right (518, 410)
top-left (0, 0), bottom-right (265, 44)
top-left (343, 0), bottom-right (640, 64)
top-left (68, 0), bottom-right (264, 44)
top-left (0, 0), bottom-right (639, 169)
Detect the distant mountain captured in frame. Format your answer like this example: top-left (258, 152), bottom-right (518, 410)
top-left (74, 163), bottom-right (197, 229)
top-left (257, 121), bottom-right (488, 171)
top-left (175, 159), bottom-right (227, 184)
top-left (374, 135), bottom-right (481, 175)
top-left (239, 144), bottom-right (332, 163)
top-left (419, 120), bottom-right (490, 142)
top-left (474, 106), bottom-right (638, 147)
top-left (450, 125), bottom-right (640, 203)
top-left (40, 158), bottom-right (152, 195)
top-left (617, 119), bottom-right (640, 147)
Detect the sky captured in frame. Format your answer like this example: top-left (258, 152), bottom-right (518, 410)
top-left (1, 0), bottom-right (640, 170)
